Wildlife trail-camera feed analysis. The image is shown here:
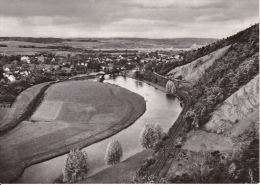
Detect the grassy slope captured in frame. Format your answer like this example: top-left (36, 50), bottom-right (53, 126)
top-left (0, 80), bottom-right (146, 183)
top-left (0, 107), bottom-right (9, 122)
top-left (77, 149), bottom-right (154, 184)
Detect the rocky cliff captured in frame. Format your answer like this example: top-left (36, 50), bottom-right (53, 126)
top-left (204, 74), bottom-right (259, 135)
top-left (168, 45), bottom-right (231, 85)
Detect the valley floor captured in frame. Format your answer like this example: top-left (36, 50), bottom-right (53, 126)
top-left (0, 80), bottom-right (146, 183)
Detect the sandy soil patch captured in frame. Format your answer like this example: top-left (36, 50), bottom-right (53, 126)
top-left (182, 130), bottom-right (233, 152)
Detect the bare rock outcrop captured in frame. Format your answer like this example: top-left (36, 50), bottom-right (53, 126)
top-left (204, 74), bottom-right (259, 135)
top-left (167, 45), bottom-right (231, 85)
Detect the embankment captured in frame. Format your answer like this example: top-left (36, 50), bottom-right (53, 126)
top-left (0, 81), bottom-right (54, 135)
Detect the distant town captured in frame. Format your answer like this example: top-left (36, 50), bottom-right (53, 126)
top-left (0, 49), bottom-right (184, 105)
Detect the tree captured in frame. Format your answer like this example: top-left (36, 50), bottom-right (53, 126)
top-left (0, 65), bottom-right (3, 80)
top-left (63, 149), bottom-right (88, 183)
top-left (140, 122), bottom-right (162, 149)
top-left (105, 140), bottom-right (123, 165)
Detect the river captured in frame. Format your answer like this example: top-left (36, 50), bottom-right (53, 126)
top-left (17, 76), bottom-right (182, 183)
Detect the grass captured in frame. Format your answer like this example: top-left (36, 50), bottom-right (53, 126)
top-left (31, 81), bottom-right (131, 124)
top-left (0, 82), bottom-right (52, 134)
top-left (0, 107), bottom-right (9, 122)
top-left (0, 80), bottom-right (146, 183)
top-left (77, 149), bottom-right (154, 184)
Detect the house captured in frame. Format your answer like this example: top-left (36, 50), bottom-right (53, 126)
top-left (37, 55), bottom-right (45, 63)
top-left (7, 75), bottom-right (16, 82)
top-left (61, 67), bottom-right (72, 73)
top-left (4, 67), bottom-right (10, 72)
top-left (21, 56), bottom-right (30, 63)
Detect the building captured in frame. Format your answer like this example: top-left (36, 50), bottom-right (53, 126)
top-left (37, 55), bottom-right (45, 63)
top-left (21, 56), bottom-right (30, 63)
top-left (7, 75), bottom-right (16, 82)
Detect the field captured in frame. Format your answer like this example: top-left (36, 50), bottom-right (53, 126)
top-left (0, 80), bottom-right (146, 183)
top-left (0, 37), bottom-right (217, 55)
top-left (79, 149), bottom-right (154, 183)
top-left (0, 82), bottom-right (52, 134)
top-left (0, 107), bottom-right (9, 122)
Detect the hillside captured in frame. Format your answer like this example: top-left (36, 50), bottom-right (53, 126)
top-left (166, 75), bottom-right (259, 183)
top-left (167, 45), bottom-right (231, 84)
top-left (147, 23), bottom-right (258, 75)
top-left (164, 24), bottom-right (259, 183)
top-left (0, 37), bottom-right (216, 50)
top-left (205, 75), bottom-right (259, 135)
top-left (134, 24), bottom-right (259, 183)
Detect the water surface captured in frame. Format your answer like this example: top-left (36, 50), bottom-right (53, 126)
top-left (17, 76), bottom-right (182, 183)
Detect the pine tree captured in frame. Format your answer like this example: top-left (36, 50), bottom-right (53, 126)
top-left (63, 149), bottom-right (88, 183)
top-left (105, 140), bottom-right (123, 165)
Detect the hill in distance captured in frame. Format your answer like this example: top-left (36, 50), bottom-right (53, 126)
top-left (0, 37), bottom-right (217, 50)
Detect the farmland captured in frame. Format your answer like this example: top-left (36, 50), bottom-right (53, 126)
top-left (0, 80), bottom-right (146, 182)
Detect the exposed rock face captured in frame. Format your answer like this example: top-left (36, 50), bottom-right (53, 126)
top-left (204, 74), bottom-right (259, 135)
top-left (168, 45), bottom-right (231, 85)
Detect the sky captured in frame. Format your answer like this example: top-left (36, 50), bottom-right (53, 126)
top-left (0, 0), bottom-right (259, 38)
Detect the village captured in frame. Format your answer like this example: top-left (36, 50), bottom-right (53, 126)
top-left (0, 50), bottom-right (183, 105)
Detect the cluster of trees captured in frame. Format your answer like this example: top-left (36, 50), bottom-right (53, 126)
top-left (169, 139), bottom-right (259, 183)
top-left (0, 74), bottom-right (54, 104)
top-left (63, 140), bottom-right (123, 183)
top-left (134, 70), bottom-right (168, 87)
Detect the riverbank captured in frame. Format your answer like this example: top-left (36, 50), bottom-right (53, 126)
top-left (0, 80), bottom-right (146, 183)
top-left (142, 80), bottom-right (168, 93)
top-left (78, 149), bottom-right (154, 183)
top-left (76, 77), bottom-right (180, 184)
